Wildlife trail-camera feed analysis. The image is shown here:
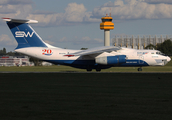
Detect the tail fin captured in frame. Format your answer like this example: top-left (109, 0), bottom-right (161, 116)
top-left (3, 18), bottom-right (47, 49)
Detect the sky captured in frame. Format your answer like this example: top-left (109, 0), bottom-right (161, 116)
top-left (1, 0), bottom-right (172, 52)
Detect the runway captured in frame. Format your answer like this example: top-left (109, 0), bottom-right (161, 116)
top-left (0, 71), bottom-right (172, 73)
top-left (0, 73), bottom-right (172, 119)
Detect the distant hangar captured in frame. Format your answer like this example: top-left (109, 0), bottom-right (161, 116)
top-left (112, 35), bottom-right (172, 49)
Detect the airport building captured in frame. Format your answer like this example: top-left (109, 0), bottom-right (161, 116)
top-left (112, 35), bottom-right (172, 49)
top-left (0, 56), bottom-right (53, 66)
top-left (0, 56), bottom-right (31, 66)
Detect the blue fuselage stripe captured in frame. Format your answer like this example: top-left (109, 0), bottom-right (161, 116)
top-left (45, 59), bottom-right (149, 68)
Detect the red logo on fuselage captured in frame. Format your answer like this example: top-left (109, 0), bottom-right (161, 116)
top-left (42, 49), bottom-right (53, 56)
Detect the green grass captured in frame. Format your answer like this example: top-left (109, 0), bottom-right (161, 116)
top-left (0, 65), bottom-right (171, 72)
top-left (0, 57), bottom-right (171, 72)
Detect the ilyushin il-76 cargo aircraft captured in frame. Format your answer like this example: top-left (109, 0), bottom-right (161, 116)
top-left (3, 18), bottom-right (171, 71)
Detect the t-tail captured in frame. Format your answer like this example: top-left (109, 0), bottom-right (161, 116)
top-left (3, 18), bottom-right (48, 49)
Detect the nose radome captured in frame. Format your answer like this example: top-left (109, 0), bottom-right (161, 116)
top-left (167, 57), bottom-right (171, 62)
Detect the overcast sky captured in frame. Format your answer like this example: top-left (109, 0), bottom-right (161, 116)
top-left (1, 0), bottom-right (172, 51)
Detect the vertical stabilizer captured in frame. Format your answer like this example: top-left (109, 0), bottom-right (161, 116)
top-left (3, 18), bottom-right (47, 49)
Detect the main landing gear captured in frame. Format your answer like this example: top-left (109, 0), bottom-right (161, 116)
top-left (86, 68), bottom-right (92, 72)
top-left (96, 68), bottom-right (101, 72)
top-left (86, 66), bottom-right (101, 72)
top-left (86, 68), bottom-right (101, 72)
top-left (86, 66), bottom-right (92, 72)
top-left (137, 67), bottom-right (142, 71)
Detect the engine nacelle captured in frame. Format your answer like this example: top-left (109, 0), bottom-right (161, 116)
top-left (95, 55), bottom-right (126, 65)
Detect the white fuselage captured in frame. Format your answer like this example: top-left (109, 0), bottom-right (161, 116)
top-left (15, 47), bottom-right (171, 67)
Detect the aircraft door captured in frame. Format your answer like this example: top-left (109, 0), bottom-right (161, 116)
top-left (139, 56), bottom-right (144, 64)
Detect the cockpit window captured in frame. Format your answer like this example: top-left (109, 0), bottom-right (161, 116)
top-left (156, 52), bottom-right (166, 56)
top-left (156, 52), bottom-right (160, 54)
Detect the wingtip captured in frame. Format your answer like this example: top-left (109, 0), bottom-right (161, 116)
top-left (2, 17), bottom-right (11, 21)
top-left (2, 17), bottom-right (10, 19)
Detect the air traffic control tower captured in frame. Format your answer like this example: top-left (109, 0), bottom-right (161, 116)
top-left (100, 14), bottom-right (114, 46)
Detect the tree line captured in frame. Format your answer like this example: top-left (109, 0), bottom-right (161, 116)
top-left (145, 39), bottom-right (172, 56)
top-left (0, 48), bottom-right (23, 56)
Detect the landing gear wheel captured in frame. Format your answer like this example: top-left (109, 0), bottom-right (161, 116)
top-left (96, 68), bottom-right (101, 72)
top-left (137, 67), bottom-right (142, 71)
top-left (86, 68), bottom-right (92, 72)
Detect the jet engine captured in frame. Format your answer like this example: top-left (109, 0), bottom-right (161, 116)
top-left (95, 55), bottom-right (126, 65)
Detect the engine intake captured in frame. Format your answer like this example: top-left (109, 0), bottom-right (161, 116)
top-left (96, 55), bottom-right (126, 65)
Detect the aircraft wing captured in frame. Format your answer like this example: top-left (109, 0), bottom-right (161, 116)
top-left (64, 46), bottom-right (121, 57)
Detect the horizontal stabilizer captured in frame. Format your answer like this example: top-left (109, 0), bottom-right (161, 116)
top-left (2, 18), bottom-right (38, 24)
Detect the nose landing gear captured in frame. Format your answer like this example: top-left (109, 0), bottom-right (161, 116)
top-left (138, 67), bottom-right (142, 71)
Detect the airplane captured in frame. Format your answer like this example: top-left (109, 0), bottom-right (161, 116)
top-left (2, 18), bottom-right (171, 71)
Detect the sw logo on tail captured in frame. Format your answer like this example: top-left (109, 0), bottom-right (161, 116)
top-left (15, 31), bottom-right (34, 38)
top-left (3, 18), bottom-right (171, 71)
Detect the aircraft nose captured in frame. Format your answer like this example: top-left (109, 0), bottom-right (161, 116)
top-left (167, 56), bottom-right (171, 62)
